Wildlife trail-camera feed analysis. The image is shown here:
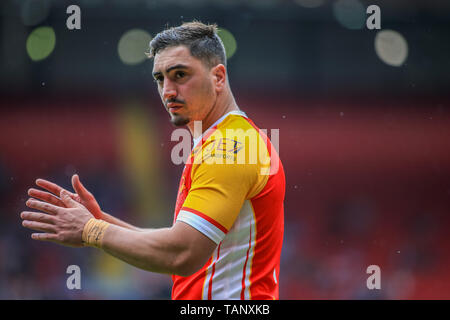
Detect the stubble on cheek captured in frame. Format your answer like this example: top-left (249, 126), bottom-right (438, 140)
top-left (193, 78), bottom-right (216, 122)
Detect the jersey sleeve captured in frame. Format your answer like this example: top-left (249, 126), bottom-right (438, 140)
top-left (176, 129), bottom-right (270, 244)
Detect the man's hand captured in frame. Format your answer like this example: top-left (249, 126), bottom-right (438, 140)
top-left (28, 174), bottom-right (103, 219)
top-left (21, 190), bottom-right (93, 247)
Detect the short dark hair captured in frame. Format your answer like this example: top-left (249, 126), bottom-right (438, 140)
top-left (148, 21), bottom-right (227, 68)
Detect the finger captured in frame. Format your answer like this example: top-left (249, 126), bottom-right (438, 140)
top-left (22, 220), bottom-right (56, 233)
top-left (36, 179), bottom-right (76, 198)
top-left (71, 175), bottom-right (102, 219)
top-left (31, 233), bottom-right (59, 242)
top-left (28, 189), bottom-right (81, 206)
top-left (60, 189), bottom-right (82, 209)
top-left (25, 199), bottom-right (60, 215)
top-left (72, 174), bottom-right (92, 199)
top-left (20, 211), bottom-right (56, 224)
top-left (28, 188), bottom-right (65, 207)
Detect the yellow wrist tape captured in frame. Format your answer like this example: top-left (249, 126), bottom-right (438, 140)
top-left (82, 218), bottom-right (110, 248)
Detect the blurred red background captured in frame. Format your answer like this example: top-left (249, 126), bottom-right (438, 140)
top-left (1, 94), bottom-right (449, 299)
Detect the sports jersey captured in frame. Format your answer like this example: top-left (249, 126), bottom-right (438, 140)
top-left (172, 110), bottom-right (285, 300)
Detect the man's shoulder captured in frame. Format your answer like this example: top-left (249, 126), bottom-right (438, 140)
top-left (216, 113), bottom-right (256, 132)
top-left (191, 113), bottom-right (270, 170)
top-left (209, 113), bottom-right (264, 146)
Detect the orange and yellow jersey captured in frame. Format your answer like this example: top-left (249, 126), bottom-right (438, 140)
top-left (172, 110), bottom-right (285, 300)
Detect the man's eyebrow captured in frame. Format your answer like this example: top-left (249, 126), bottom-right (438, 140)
top-left (152, 64), bottom-right (189, 77)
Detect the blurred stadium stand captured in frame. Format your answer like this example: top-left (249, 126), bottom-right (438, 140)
top-left (0, 0), bottom-right (449, 299)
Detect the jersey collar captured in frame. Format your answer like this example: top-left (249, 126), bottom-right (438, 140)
top-left (192, 110), bottom-right (247, 149)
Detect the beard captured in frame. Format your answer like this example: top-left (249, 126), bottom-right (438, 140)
top-left (170, 113), bottom-right (190, 127)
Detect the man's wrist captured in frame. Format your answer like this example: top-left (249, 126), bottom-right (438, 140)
top-left (82, 218), bottom-right (110, 248)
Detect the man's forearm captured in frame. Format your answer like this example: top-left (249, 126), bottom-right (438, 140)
top-left (101, 212), bottom-right (149, 232)
top-left (101, 212), bottom-right (141, 231)
top-left (98, 223), bottom-right (187, 275)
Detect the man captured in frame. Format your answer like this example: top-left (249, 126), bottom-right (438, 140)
top-left (20, 21), bottom-right (285, 300)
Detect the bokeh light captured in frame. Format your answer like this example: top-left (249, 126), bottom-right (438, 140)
top-left (375, 30), bottom-right (409, 67)
top-left (117, 29), bottom-right (152, 65)
top-left (333, 0), bottom-right (366, 30)
top-left (217, 28), bottom-right (237, 60)
top-left (26, 26), bottom-right (56, 61)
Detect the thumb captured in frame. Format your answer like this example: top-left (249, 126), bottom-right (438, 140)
top-left (72, 174), bottom-right (90, 198)
top-left (60, 189), bottom-right (81, 208)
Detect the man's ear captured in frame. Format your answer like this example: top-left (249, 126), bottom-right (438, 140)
top-left (212, 64), bottom-right (226, 92)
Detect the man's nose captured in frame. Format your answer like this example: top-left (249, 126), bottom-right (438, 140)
top-left (162, 79), bottom-right (177, 101)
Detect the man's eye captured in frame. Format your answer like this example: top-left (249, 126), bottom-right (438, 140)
top-left (175, 71), bottom-right (185, 79)
top-left (154, 76), bottom-right (163, 83)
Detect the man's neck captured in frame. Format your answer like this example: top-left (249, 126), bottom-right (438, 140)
top-left (188, 93), bottom-right (239, 139)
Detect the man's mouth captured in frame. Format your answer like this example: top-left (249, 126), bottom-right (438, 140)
top-left (167, 102), bottom-right (183, 112)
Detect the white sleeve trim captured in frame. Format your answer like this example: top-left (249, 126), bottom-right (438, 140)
top-left (176, 210), bottom-right (226, 245)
